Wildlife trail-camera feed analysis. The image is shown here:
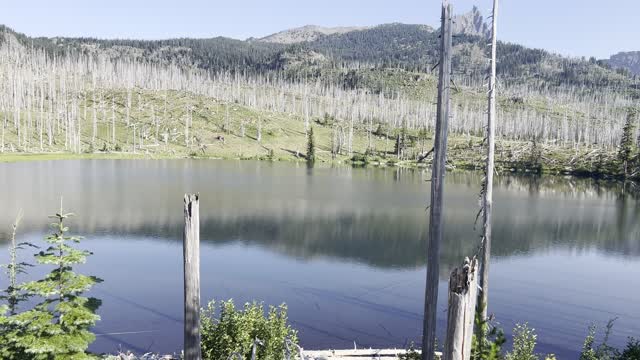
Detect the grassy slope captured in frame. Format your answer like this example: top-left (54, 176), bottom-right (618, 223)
top-left (0, 88), bottom-right (624, 179)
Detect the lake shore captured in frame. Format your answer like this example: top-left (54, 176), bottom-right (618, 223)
top-left (0, 143), bottom-right (631, 182)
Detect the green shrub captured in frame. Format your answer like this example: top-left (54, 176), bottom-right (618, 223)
top-left (620, 338), bottom-right (640, 360)
top-left (351, 153), bottom-right (369, 164)
top-left (200, 300), bottom-right (298, 360)
top-left (398, 342), bottom-right (421, 360)
top-left (506, 323), bottom-right (538, 360)
top-left (580, 321), bottom-right (621, 360)
top-left (472, 303), bottom-right (506, 360)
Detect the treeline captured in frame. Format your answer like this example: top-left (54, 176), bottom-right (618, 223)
top-left (2, 23), bottom-right (636, 95)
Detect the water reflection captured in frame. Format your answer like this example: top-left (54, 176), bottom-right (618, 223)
top-left (1, 160), bottom-right (638, 269)
top-left (0, 160), bottom-right (638, 357)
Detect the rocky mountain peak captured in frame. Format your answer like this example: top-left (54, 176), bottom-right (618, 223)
top-left (453, 6), bottom-right (490, 38)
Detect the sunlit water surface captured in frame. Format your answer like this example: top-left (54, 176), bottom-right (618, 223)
top-left (0, 160), bottom-right (638, 358)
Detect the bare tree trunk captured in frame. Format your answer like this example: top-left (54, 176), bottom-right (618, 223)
top-left (126, 89), bottom-right (131, 126)
top-left (183, 194), bottom-right (202, 360)
top-left (422, 3), bottom-right (452, 360)
top-left (111, 99), bottom-right (116, 145)
top-left (185, 105), bottom-right (191, 147)
top-left (92, 92), bottom-right (97, 148)
top-left (1, 113), bottom-right (5, 153)
top-left (225, 103), bottom-right (230, 135)
top-left (132, 124), bottom-right (137, 153)
top-left (479, 0), bottom-right (499, 321)
top-left (445, 257), bottom-right (479, 360)
top-left (257, 117), bottom-right (262, 143)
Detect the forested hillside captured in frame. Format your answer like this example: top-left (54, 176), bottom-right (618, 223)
top-left (1, 7), bottom-right (639, 177)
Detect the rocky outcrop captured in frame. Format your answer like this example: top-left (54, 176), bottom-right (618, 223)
top-left (607, 51), bottom-right (640, 76)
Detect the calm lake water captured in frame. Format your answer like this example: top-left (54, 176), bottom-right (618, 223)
top-left (0, 160), bottom-right (639, 358)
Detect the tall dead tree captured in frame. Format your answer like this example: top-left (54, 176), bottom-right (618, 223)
top-left (422, 2), bottom-right (453, 360)
top-left (479, 0), bottom-right (499, 321)
top-left (111, 99), bottom-right (116, 144)
top-left (183, 194), bottom-right (202, 360)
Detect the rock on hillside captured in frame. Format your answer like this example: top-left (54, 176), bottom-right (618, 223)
top-left (607, 51), bottom-right (640, 76)
top-left (453, 6), bottom-right (490, 38)
top-left (258, 25), bottom-right (371, 44)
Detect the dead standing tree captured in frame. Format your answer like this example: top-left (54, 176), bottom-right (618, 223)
top-left (479, 0), bottom-right (499, 321)
top-left (183, 194), bottom-right (202, 360)
top-left (422, 2), bottom-right (453, 360)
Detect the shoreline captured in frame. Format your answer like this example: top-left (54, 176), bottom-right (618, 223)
top-left (0, 151), bottom-right (634, 183)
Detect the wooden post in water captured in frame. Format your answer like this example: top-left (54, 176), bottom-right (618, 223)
top-left (445, 257), bottom-right (479, 360)
top-left (183, 194), bottom-right (202, 360)
top-left (422, 2), bottom-right (453, 360)
top-left (479, 0), bottom-right (499, 322)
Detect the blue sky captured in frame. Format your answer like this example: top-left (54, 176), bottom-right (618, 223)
top-left (2, 0), bottom-right (638, 59)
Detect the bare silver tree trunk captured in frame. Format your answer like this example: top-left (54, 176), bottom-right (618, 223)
top-left (1, 113), bottom-right (5, 153)
top-left (422, 2), bottom-right (452, 360)
top-left (257, 117), bottom-right (262, 143)
top-left (445, 257), bottom-right (479, 360)
top-left (183, 194), bottom-right (201, 360)
top-left (479, 0), bottom-right (499, 321)
top-left (111, 99), bottom-right (116, 145)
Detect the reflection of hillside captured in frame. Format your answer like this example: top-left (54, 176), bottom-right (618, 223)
top-left (7, 205), bottom-right (637, 275)
top-left (0, 160), bottom-right (638, 272)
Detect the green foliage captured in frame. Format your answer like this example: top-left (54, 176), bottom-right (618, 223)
top-left (395, 128), bottom-right (407, 158)
top-left (618, 112), bottom-right (637, 177)
top-left (398, 342), bottom-right (421, 360)
top-left (581, 325), bottom-right (600, 360)
top-left (0, 206), bottom-right (102, 359)
top-left (0, 210), bottom-right (37, 316)
top-left (506, 323), bottom-right (538, 360)
top-left (620, 338), bottom-right (640, 360)
top-left (580, 321), bottom-right (622, 360)
top-left (306, 126), bottom-right (316, 164)
top-left (374, 123), bottom-right (391, 138)
top-left (472, 303), bottom-right (506, 360)
top-left (528, 138), bottom-right (543, 173)
top-left (200, 299), bottom-right (298, 360)
top-left (351, 153), bottom-right (369, 164)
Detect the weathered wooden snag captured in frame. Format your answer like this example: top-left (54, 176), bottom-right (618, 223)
top-left (422, 1), bottom-right (453, 360)
top-left (183, 194), bottom-right (201, 360)
top-left (445, 257), bottom-right (478, 360)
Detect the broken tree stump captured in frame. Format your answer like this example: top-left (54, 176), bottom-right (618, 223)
top-left (444, 257), bottom-right (478, 360)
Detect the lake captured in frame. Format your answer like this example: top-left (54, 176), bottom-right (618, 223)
top-left (0, 159), bottom-right (638, 358)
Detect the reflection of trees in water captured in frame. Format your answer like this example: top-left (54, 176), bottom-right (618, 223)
top-left (1, 160), bottom-right (638, 273)
top-left (8, 206), bottom-right (634, 277)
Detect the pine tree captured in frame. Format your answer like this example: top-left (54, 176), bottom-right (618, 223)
top-left (307, 126), bottom-right (316, 164)
top-left (618, 112), bottom-right (636, 178)
top-left (0, 205), bottom-right (102, 359)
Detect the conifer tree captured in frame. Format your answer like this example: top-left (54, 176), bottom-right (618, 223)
top-left (0, 205), bottom-right (102, 359)
top-left (618, 111), bottom-right (636, 178)
top-left (307, 126), bottom-right (316, 164)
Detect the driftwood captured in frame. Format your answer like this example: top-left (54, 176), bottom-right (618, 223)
top-left (445, 258), bottom-right (479, 360)
top-left (304, 349), bottom-right (443, 360)
top-left (422, 2), bottom-right (453, 360)
top-left (183, 194), bottom-right (202, 360)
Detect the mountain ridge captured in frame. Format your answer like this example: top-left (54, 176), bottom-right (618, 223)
top-left (257, 25), bottom-right (374, 44)
top-left (606, 51), bottom-right (640, 76)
